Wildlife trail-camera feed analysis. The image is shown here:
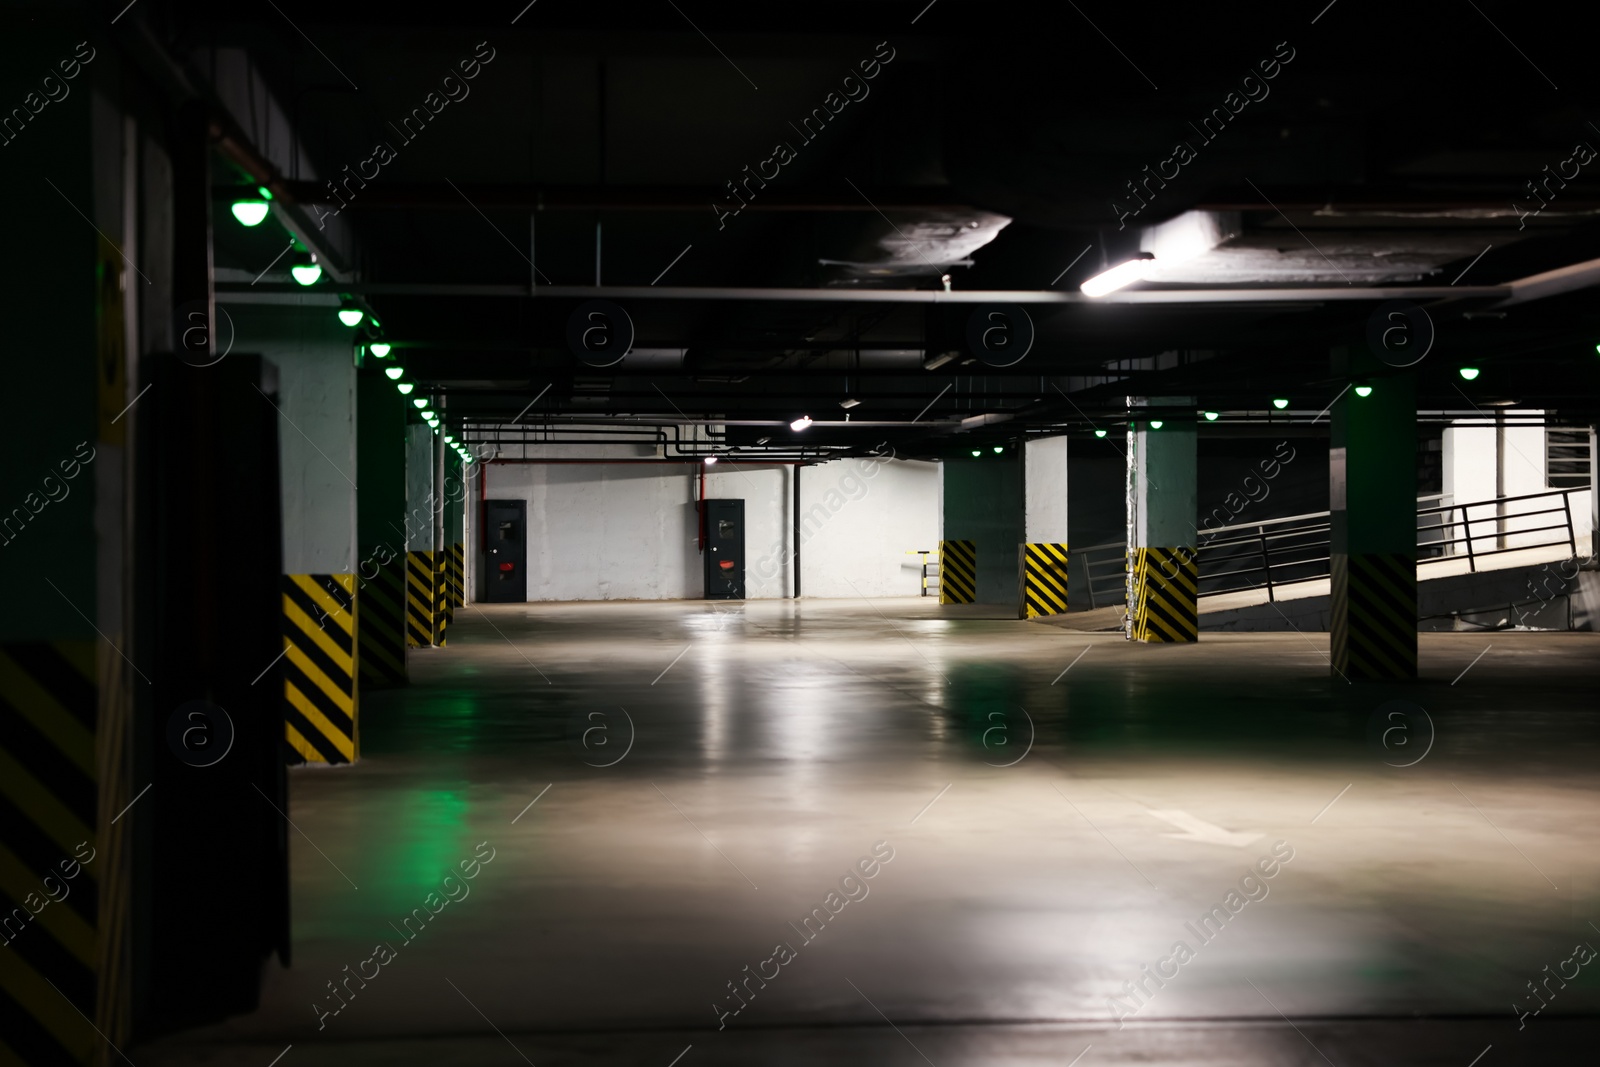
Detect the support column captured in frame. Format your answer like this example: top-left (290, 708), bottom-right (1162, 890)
top-left (1020, 436), bottom-right (1071, 617)
top-left (1128, 407), bottom-right (1198, 642)
top-left (941, 448), bottom-right (1022, 605)
top-left (1330, 356), bottom-right (1417, 680)
top-left (404, 422), bottom-right (437, 647)
top-left (356, 366), bottom-right (408, 685)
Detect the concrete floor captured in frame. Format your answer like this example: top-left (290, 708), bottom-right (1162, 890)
top-left (140, 599), bottom-right (1600, 1065)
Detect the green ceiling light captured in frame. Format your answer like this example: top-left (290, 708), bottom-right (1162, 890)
top-left (1459, 366), bottom-right (1481, 381)
top-left (257, 185), bottom-right (273, 200)
top-left (427, 418), bottom-right (439, 429)
top-left (992, 446), bottom-right (1004, 454)
top-left (290, 252), bottom-right (321, 286)
top-left (384, 366), bottom-right (403, 380)
top-left (337, 299), bottom-right (365, 328)
top-left (230, 199), bottom-right (269, 227)
top-left (1094, 429), bottom-right (1107, 438)
top-left (1354, 384), bottom-right (1374, 398)
top-left (1149, 419), bottom-right (1164, 429)
top-left (397, 381), bottom-right (414, 395)
top-left (1203, 411), bottom-right (1219, 421)
top-left (369, 342), bottom-right (392, 358)
top-left (413, 397), bottom-right (427, 409)
top-left (444, 435), bottom-right (455, 444)
top-left (1271, 398), bottom-right (1289, 410)
top-left (421, 409), bottom-right (436, 421)
top-left (970, 449), bottom-right (981, 457)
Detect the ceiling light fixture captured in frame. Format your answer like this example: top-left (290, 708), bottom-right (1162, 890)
top-left (970, 449), bottom-right (981, 457)
top-left (1081, 253), bottom-right (1154, 298)
top-left (1149, 420), bottom-right (1164, 429)
top-left (839, 398), bottom-right (860, 409)
top-left (369, 342), bottom-right (392, 358)
top-left (384, 367), bottom-right (403, 380)
top-left (290, 253), bottom-right (321, 286)
top-left (1272, 398), bottom-right (1289, 410)
top-left (230, 200), bottom-right (269, 227)
top-left (1459, 366), bottom-right (1481, 381)
top-left (1094, 429), bottom-right (1107, 438)
top-left (790, 415), bottom-right (813, 432)
top-left (397, 382), bottom-right (414, 395)
top-left (427, 418), bottom-right (439, 429)
top-left (992, 446), bottom-right (1004, 454)
top-left (1203, 411), bottom-right (1219, 421)
top-left (1354, 384), bottom-right (1374, 398)
top-left (704, 456), bottom-right (718, 465)
top-left (413, 397), bottom-right (427, 409)
top-left (923, 351), bottom-right (958, 371)
top-left (337, 299), bottom-right (364, 328)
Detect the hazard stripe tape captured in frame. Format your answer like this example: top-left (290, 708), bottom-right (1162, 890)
top-left (406, 552), bottom-right (435, 649)
top-left (448, 543), bottom-right (464, 608)
top-left (0, 640), bottom-right (99, 1067)
top-left (282, 575), bottom-right (359, 765)
top-left (356, 553), bottom-right (407, 687)
top-left (939, 540), bottom-right (976, 605)
top-left (433, 554), bottom-right (452, 647)
top-left (1332, 551), bottom-right (1416, 680)
top-left (1020, 542), bottom-right (1070, 618)
top-left (1131, 547), bottom-right (1198, 643)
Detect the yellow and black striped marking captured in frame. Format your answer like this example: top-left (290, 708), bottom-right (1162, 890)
top-left (433, 554), bottom-right (452, 646)
top-left (939, 540), bottom-right (976, 605)
top-left (0, 640), bottom-right (99, 1067)
top-left (1331, 552), bottom-right (1416, 680)
top-left (406, 551), bottom-right (435, 649)
top-left (1131, 547), bottom-right (1198, 643)
top-left (448, 543), bottom-right (464, 609)
top-left (282, 574), bottom-right (358, 765)
top-left (1021, 542), bottom-right (1071, 618)
top-left (357, 552), bottom-right (407, 688)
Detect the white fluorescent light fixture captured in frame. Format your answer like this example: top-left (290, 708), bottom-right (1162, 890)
top-left (1081, 254), bottom-right (1154, 297)
top-left (704, 456), bottom-right (718, 465)
top-left (790, 415), bottom-right (813, 431)
top-left (923, 351), bottom-right (958, 371)
top-left (839, 398), bottom-right (861, 409)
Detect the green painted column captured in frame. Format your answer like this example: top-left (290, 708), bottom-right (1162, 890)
top-left (1128, 405), bottom-right (1198, 642)
top-left (356, 365), bottom-right (408, 685)
top-left (1330, 351), bottom-right (1417, 681)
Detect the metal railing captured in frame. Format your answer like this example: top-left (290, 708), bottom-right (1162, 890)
top-left (1068, 487), bottom-right (1585, 607)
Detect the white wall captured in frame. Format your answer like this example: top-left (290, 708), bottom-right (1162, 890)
top-left (467, 447), bottom-right (939, 601)
top-left (1442, 413), bottom-right (1588, 553)
top-left (792, 455), bottom-right (941, 598)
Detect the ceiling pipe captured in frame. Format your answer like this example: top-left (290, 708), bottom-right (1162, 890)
top-left (273, 181), bottom-right (978, 212)
top-left (220, 282), bottom-right (1510, 304)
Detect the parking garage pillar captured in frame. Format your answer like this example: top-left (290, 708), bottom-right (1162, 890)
top-left (1128, 406), bottom-right (1198, 642)
top-left (1330, 355), bottom-right (1417, 681)
top-left (942, 449), bottom-right (1022, 604)
top-left (1020, 437), bottom-right (1071, 617)
top-left (357, 366), bottom-right (408, 685)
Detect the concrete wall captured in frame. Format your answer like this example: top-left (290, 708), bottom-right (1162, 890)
top-left (230, 304), bottom-right (357, 574)
top-left (1444, 414), bottom-right (1592, 554)
top-left (797, 456), bottom-right (941, 598)
top-left (942, 454), bottom-right (1023, 604)
top-left (467, 448), bottom-right (939, 601)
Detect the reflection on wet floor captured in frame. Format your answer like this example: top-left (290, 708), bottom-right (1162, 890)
top-left (140, 599), bottom-right (1600, 1065)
